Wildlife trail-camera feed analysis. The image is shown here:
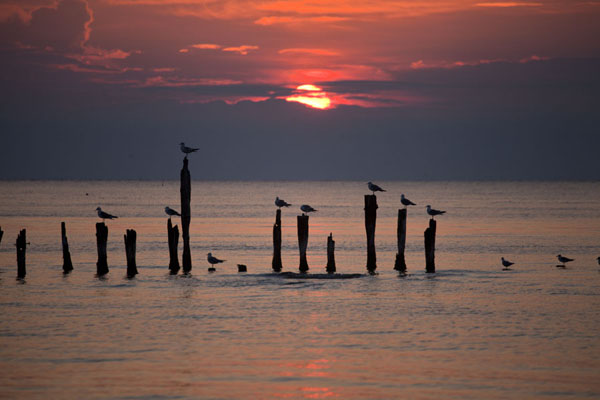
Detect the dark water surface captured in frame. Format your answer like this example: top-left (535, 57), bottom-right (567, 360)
top-left (1, 181), bottom-right (599, 399)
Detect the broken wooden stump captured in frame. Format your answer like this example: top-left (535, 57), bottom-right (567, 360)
top-left (96, 222), bottom-right (109, 276)
top-left (61, 222), bottom-right (74, 274)
top-left (237, 264), bottom-right (247, 272)
top-left (16, 229), bottom-right (26, 279)
top-left (364, 194), bottom-right (378, 274)
top-left (180, 157), bottom-right (192, 273)
top-left (297, 215), bottom-right (309, 273)
top-left (424, 219), bottom-right (437, 273)
top-left (272, 209), bottom-right (283, 272)
top-left (167, 218), bottom-right (180, 274)
top-left (0, 226), bottom-right (4, 247)
top-left (124, 229), bottom-right (138, 278)
top-left (394, 209), bottom-right (407, 272)
top-left (326, 233), bottom-right (336, 274)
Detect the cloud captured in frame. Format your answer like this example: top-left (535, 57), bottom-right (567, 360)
top-left (409, 56), bottom-right (549, 70)
top-left (190, 43), bottom-right (221, 49)
top-left (222, 45), bottom-right (258, 55)
top-left (475, 2), bottom-right (543, 7)
top-left (254, 15), bottom-right (349, 25)
top-left (139, 75), bottom-right (242, 87)
top-left (279, 48), bottom-right (340, 56)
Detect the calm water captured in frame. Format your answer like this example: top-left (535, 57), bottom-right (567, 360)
top-left (1, 181), bottom-right (600, 399)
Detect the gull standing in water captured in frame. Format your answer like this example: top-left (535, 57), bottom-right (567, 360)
top-left (401, 194), bottom-right (416, 207)
top-left (426, 205), bottom-right (446, 219)
top-left (501, 257), bottom-right (514, 270)
top-left (556, 254), bottom-right (574, 267)
top-left (367, 182), bottom-right (386, 195)
top-left (180, 142), bottom-right (199, 157)
top-left (96, 207), bottom-right (118, 222)
top-left (275, 197), bottom-right (291, 209)
top-left (300, 205), bottom-right (317, 215)
top-left (207, 252), bottom-right (225, 269)
top-left (165, 206), bottom-right (181, 217)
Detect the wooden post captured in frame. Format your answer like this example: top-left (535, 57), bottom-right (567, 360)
top-left (394, 209), bottom-right (407, 272)
top-left (180, 157), bottom-right (192, 273)
top-left (16, 229), bottom-right (26, 279)
top-left (364, 195), bottom-right (378, 273)
top-left (237, 264), bottom-right (247, 272)
top-left (326, 233), bottom-right (336, 274)
top-left (424, 219), bottom-right (437, 273)
top-left (96, 222), bottom-right (109, 276)
top-left (297, 215), bottom-right (309, 273)
top-left (61, 222), bottom-right (74, 273)
top-left (167, 218), bottom-right (180, 274)
top-left (0, 226), bottom-right (4, 247)
top-left (124, 229), bottom-right (138, 278)
top-left (272, 209), bottom-right (283, 272)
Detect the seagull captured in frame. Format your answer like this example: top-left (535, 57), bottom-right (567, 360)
top-left (401, 194), bottom-right (416, 207)
top-left (501, 257), bottom-right (514, 270)
top-left (426, 205), bottom-right (446, 219)
top-left (165, 206), bottom-right (181, 217)
top-left (367, 181), bottom-right (386, 195)
top-left (557, 254), bottom-right (574, 266)
top-left (300, 204), bottom-right (317, 215)
top-left (275, 197), bottom-right (291, 209)
top-left (96, 207), bottom-right (118, 221)
top-left (180, 142), bottom-right (199, 157)
top-left (207, 252), bottom-right (225, 268)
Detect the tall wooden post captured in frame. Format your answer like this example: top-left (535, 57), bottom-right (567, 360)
top-left (394, 209), bottom-right (407, 272)
top-left (272, 209), bottom-right (283, 272)
top-left (96, 222), bottom-right (109, 276)
top-left (364, 195), bottom-right (378, 273)
top-left (424, 219), bottom-right (437, 273)
top-left (16, 229), bottom-right (26, 279)
top-left (61, 222), bottom-right (74, 273)
top-left (124, 229), bottom-right (138, 278)
top-left (180, 157), bottom-right (192, 273)
top-left (167, 218), bottom-right (180, 274)
top-left (297, 215), bottom-right (309, 273)
top-left (326, 233), bottom-right (336, 274)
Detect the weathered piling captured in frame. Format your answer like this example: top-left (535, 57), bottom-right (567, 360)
top-left (424, 219), bottom-right (437, 273)
top-left (394, 209), bottom-right (407, 272)
top-left (124, 229), bottom-right (137, 278)
top-left (326, 233), bottom-right (336, 274)
top-left (167, 218), bottom-right (180, 274)
top-left (364, 195), bottom-right (378, 273)
top-left (272, 209), bottom-right (283, 272)
top-left (16, 229), bottom-right (26, 279)
top-left (297, 215), bottom-right (309, 273)
top-left (180, 158), bottom-right (192, 273)
top-left (0, 226), bottom-right (4, 247)
top-left (96, 222), bottom-right (109, 276)
top-left (61, 222), bottom-right (74, 273)
top-left (238, 264), bottom-right (247, 272)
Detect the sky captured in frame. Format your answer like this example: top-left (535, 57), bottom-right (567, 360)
top-left (0, 0), bottom-right (599, 180)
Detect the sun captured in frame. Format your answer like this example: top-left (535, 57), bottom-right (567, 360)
top-left (286, 84), bottom-right (332, 109)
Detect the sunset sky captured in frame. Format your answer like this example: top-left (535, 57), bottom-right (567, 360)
top-left (1, 0), bottom-right (599, 179)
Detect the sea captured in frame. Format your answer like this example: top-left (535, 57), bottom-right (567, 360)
top-left (1, 181), bottom-right (599, 399)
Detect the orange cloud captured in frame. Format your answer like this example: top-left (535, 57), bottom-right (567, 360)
top-left (178, 48), bottom-right (189, 53)
top-left (190, 43), bottom-right (221, 49)
top-left (222, 45), bottom-right (258, 55)
top-left (254, 15), bottom-right (349, 25)
top-left (279, 48), bottom-right (340, 56)
top-left (139, 76), bottom-right (242, 87)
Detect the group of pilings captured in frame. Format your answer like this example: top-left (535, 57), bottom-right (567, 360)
top-left (6, 158), bottom-right (194, 280)
top-left (271, 194), bottom-right (439, 274)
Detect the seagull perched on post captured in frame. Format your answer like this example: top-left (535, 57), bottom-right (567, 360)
top-left (179, 142), bottom-right (199, 157)
top-left (426, 205), bottom-right (446, 219)
top-left (275, 197), bottom-right (291, 209)
top-left (401, 194), bottom-right (416, 207)
top-left (207, 252), bottom-right (225, 268)
top-left (501, 257), bottom-right (514, 270)
top-left (96, 207), bottom-right (118, 221)
top-left (165, 206), bottom-right (181, 217)
top-left (367, 181), bottom-right (386, 195)
top-left (300, 205), bottom-right (317, 215)
top-left (557, 254), bottom-right (574, 267)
